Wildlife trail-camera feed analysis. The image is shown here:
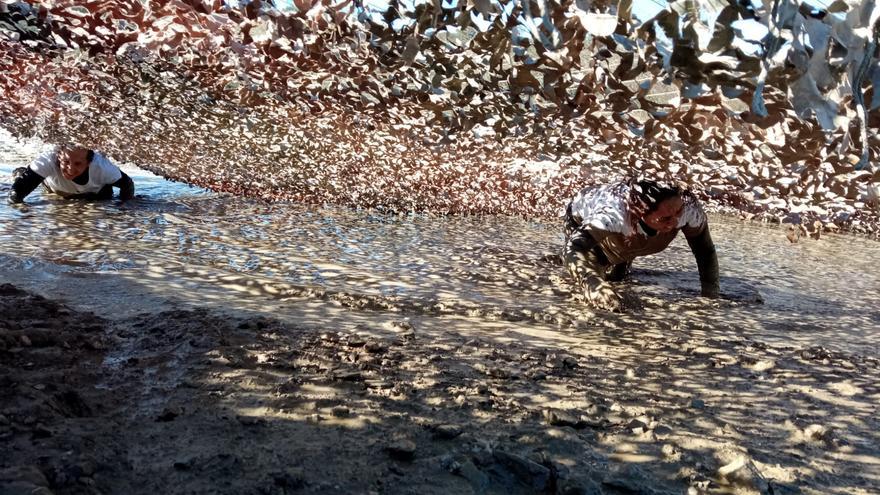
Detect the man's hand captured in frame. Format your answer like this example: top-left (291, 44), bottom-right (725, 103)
top-left (585, 276), bottom-right (623, 312)
top-left (701, 283), bottom-right (720, 299)
top-left (8, 167), bottom-right (44, 204)
top-left (114, 173), bottom-right (135, 201)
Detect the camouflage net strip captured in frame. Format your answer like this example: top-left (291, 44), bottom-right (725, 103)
top-left (0, 0), bottom-right (878, 233)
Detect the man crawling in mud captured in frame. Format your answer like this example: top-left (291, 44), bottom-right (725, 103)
top-left (7, 145), bottom-right (135, 204)
top-left (563, 178), bottom-right (719, 311)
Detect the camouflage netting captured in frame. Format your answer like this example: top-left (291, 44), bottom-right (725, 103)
top-left (1, 0), bottom-right (878, 234)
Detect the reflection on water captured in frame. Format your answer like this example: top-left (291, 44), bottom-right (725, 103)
top-left (1, 161), bottom-right (878, 355)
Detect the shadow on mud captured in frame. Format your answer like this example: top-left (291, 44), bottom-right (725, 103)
top-left (2, 273), bottom-right (878, 494)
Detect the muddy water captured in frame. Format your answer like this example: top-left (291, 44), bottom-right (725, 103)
top-left (1, 154), bottom-right (878, 356)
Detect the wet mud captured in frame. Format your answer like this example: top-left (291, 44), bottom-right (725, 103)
top-left (2, 282), bottom-right (879, 494)
top-left (2, 145), bottom-right (880, 494)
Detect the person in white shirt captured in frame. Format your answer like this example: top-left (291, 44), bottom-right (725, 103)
top-left (563, 178), bottom-right (719, 311)
top-left (7, 145), bottom-right (135, 204)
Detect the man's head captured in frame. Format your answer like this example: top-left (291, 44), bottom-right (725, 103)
top-left (632, 180), bottom-right (684, 234)
top-left (58, 146), bottom-right (93, 180)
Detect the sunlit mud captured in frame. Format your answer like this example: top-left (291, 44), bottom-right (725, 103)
top-left (1, 154), bottom-right (878, 494)
top-left (2, 160), bottom-right (878, 353)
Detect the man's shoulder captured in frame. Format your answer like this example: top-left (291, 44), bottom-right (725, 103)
top-left (679, 192), bottom-right (709, 234)
top-left (28, 147), bottom-right (61, 176)
top-left (91, 151), bottom-right (120, 169)
top-left (569, 182), bottom-right (631, 234)
top-left (90, 152), bottom-right (123, 183)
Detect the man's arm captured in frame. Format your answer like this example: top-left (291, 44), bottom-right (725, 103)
top-left (112, 172), bottom-right (135, 200)
top-left (686, 225), bottom-right (720, 298)
top-left (7, 167), bottom-right (45, 204)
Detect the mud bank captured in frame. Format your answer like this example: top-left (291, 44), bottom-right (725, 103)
top-left (1, 280), bottom-right (878, 495)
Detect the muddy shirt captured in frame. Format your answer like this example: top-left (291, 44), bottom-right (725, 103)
top-left (566, 182), bottom-right (708, 265)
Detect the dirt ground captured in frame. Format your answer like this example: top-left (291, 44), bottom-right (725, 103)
top-left (1, 273), bottom-right (878, 495)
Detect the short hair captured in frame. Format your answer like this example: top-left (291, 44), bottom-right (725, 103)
top-left (624, 177), bottom-right (685, 221)
top-left (57, 144), bottom-right (94, 163)
top-left (632, 179), bottom-right (681, 213)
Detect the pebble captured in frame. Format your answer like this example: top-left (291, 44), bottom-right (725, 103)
top-left (601, 464), bottom-right (657, 493)
top-left (543, 409), bottom-right (584, 428)
top-left (527, 371), bottom-right (547, 381)
top-left (456, 459), bottom-right (490, 492)
top-left (334, 371), bottom-right (363, 382)
top-left (661, 444), bottom-right (680, 460)
top-left (493, 450), bottom-right (551, 491)
top-left (690, 398), bottom-right (706, 409)
top-left (364, 341), bottom-right (385, 353)
top-left (331, 406), bottom-right (350, 418)
top-left (488, 367), bottom-right (511, 379)
top-left (803, 424), bottom-right (832, 443)
top-left (385, 439), bottom-right (417, 461)
top-left (558, 477), bottom-right (603, 495)
top-left (236, 415), bottom-right (267, 426)
top-left (717, 455), bottom-right (770, 493)
top-left (433, 424), bottom-right (463, 439)
top-left (626, 418), bottom-right (649, 434)
top-left (392, 319), bottom-right (413, 330)
top-left (156, 406), bottom-right (183, 422)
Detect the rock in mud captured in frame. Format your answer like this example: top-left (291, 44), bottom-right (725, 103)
top-left (717, 455), bottom-right (770, 493)
top-left (626, 417), bottom-right (650, 434)
top-left (432, 424), bottom-right (463, 439)
top-left (543, 409), bottom-right (585, 428)
top-left (803, 424), bottom-right (834, 444)
top-left (492, 450), bottom-right (551, 491)
top-left (455, 459), bottom-right (490, 492)
top-left (333, 371), bottom-right (363, 382)
top-left (660, 444), bottom-right (680, 461)
top-left (331, 406), bottom-right (350, 418)
top-left (385, 439), bottom-right (417, 461)
top-left (236, 415), bottom-right (267, 426)
top-left (156, 406), bottom-right (183, 422)
top-left (364, 340), bottom-right (386, 353)
top-left (602, 464), bottom-right (670, 494)
top-left (558, 476), bottom-right (603, 495)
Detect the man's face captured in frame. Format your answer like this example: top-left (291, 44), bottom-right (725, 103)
top-left (642, 196), bottom-right (684, 234)
top-left (58, 147), bottom-right (90, 180)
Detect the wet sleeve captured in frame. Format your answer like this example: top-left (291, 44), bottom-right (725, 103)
top-left (112, 172), bottom-right (135, 200)
top-left (685, 225), bottom-right (720, 298)
top-left (7, 167), bottom-right (45, 204)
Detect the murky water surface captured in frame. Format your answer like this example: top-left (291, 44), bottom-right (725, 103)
top-left (1, 156), bottom-right (878, 355)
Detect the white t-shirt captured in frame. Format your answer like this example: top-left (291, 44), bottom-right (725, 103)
top-left (29, 147), bottom-right (122, 196)
top-left (567, 182), bottom-right (706, 237)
